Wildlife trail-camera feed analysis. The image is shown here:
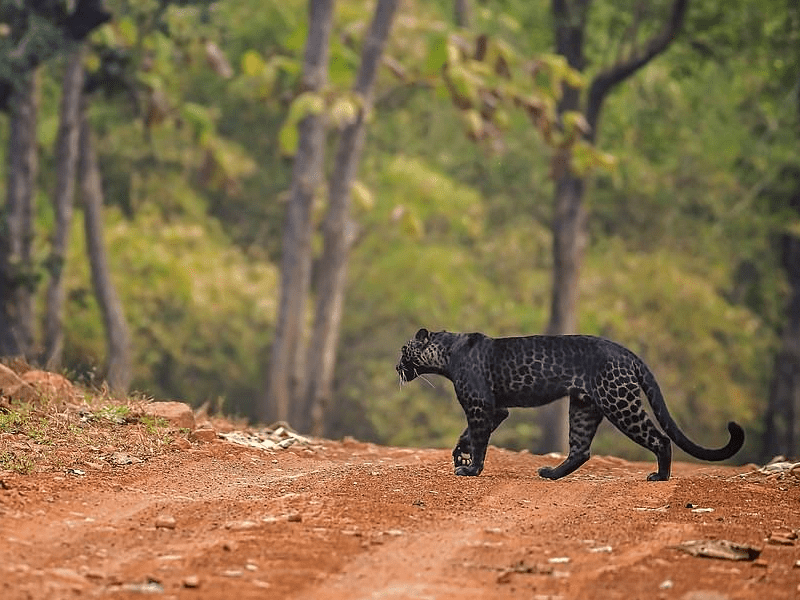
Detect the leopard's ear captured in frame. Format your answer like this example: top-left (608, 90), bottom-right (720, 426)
top-left (415, 328), bottom-right (430, 342)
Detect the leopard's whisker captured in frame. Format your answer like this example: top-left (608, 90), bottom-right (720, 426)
top-left (418, 374), bottom-right (436, 389)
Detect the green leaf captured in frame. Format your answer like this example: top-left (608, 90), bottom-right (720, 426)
top-left (241, 50), bottom-right (266, 77)
top-left (330, 95), bottom-right (360, 128)
top-left (351, 180), bottom-right (374, 211)
top-left (425, 33), bottom-right (449, 76)
top-left (278, 121), bottom-right (299, 157)
top-left (287, 92), bottom-right (325, 123)
top-left (181, 103), bottom-right (215, 139)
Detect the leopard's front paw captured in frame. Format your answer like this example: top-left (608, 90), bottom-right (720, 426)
top-left (452, 443), bottom-right (472, 469)
top-left (455, 464), bottom-right (481, 476)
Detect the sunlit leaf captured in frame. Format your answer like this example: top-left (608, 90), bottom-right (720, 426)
top-left (287, 92), bottom-right (325, 123)
top-left (241, 49), bottom-right (266, 77)
top-left (425, 32), bottom-right (448, 76)
top-left (330, 95), bottom-right (360, 128)
top-left (278, 121), bottom-right (299, 157)
top-left (351, 180), bottom-right (374, 211)
top-left (181, 102), bottom-right (215, 139)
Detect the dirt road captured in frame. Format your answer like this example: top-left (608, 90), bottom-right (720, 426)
top-left (1, 427), bottom-right (799, 600)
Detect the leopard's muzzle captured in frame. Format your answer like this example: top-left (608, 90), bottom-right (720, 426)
top-left (396, 361), bottom-right (417, 384)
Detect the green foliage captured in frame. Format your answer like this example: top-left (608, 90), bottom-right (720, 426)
top-left (62, 202), bottom-right (278, 415)
top-left (0, 0), bottom-right (794, 461)
top-left (0, 451), bottom-right (35, 475)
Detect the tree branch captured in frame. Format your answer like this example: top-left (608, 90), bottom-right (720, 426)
top-left (585, 0), bottom-right (689, 139)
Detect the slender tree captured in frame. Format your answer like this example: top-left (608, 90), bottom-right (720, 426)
top-left (262, 0), bottom-right (335, 424)
top-left (44, 45), bottom-right (86, 370)
top-left (538, 0), bottom-right (689, 452)
top-left (301, 0), bottom-right (399, 434)
top-left (763, 214), bottom-right (800, 459)
top-left (78, 101), bottom-right (132, 394)
top-left (0, 71), bottom-right (39, 359)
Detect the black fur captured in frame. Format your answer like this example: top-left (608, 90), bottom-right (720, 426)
top-left (396, 328), bottom-right (744, 481)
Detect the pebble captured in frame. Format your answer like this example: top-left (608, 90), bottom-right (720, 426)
top-left (191, 427), bottom-right (218, 443)
top-left (183, 575), bottom-right (200, 588)
top-left (108, 452), bottom-right (142, 466)
top-left (224, 520), bottom-right (259, 531)
top-left (287, 512), bottom-right (302, 523)
top-left (222, 570), bottom-right (243, 578)
top-left (172, 437), bottom-right (192, 450)
top-left (154, 514), bottom-right (177, 529)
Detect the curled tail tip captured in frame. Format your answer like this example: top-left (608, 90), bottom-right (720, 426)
top-left (727, 421), bottom-right (745, 450)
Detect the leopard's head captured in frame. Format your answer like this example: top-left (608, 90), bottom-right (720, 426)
top-left (396, 328), bottom-right (450, 383)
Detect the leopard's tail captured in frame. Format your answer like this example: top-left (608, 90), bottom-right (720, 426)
top-left (635, 360), bottom-right (744, 461)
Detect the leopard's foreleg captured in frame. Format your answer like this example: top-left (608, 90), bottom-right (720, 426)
top-left (452, 407), bottom-right (509, 472)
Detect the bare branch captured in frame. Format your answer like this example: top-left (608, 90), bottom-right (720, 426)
top-left (585, 0), bottom-right (689, 138)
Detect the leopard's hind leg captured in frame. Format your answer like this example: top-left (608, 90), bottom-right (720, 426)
top-left (453, 407), bottom-right (509, 472)
top-left (538, 393), bottom-right (603, 480)
top-left (599, 381), bottom-right (672, 481)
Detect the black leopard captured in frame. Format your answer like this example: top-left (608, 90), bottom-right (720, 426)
top-left (396, 328), bottom-right (744, 481)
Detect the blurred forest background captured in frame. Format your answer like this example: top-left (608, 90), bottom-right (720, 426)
top-left (0, 0), bottom-right (798, 463)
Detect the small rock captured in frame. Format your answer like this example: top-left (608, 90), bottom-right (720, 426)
top-left (225, 520), bottom-right (259, 531)
top-left (172, 437), bottom-right (192, 450)
top-left (21, 370), bottom-right (78, 401)
top-left (154, 514), bottom-right (177, 529)
top-left (142, 401), bottom-right (196, 430)
top-left (287, 512), bottom-right (302, 523)
top-left (659, 579), bottom-right (674, 590)
top-left (496, 570), bottom-right (513, 584)
top-left (767, 529), bottom-right (797, 545)
top-left (548, 557), bottom-right (570, 564)
top-left (222, 570), bottom-right (243, 578)
top-left (107, 452), bottom-right (142, 466)
top-left (183, 575), bottom-right (200, 588)
top-left (190, 426), bottom-right (217, 442)
top-left (0, 364), bottom-right (39, 403)
top-left (119, 579), bottom-right (163, 593)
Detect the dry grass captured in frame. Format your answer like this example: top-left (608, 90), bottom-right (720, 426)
top-left (0, 387), bottom-right (183, 476)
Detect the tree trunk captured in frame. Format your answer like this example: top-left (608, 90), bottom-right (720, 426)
top-left (262, 0), bottom-right (334, 425)
top-left (763, 198), bottom-right (800, 460)
top-left (0, 71), bottom-right (40, 359)
top-left (44, 46), bottom-right (85, 370)
top-left (301, 0), bottom-right (399, 435)
top-left (79, 101), bottom-right (132, 395)
top-left (539, 0), bottom-right (591, 454)
top-left (539, 0), bottom-right (689, 453)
